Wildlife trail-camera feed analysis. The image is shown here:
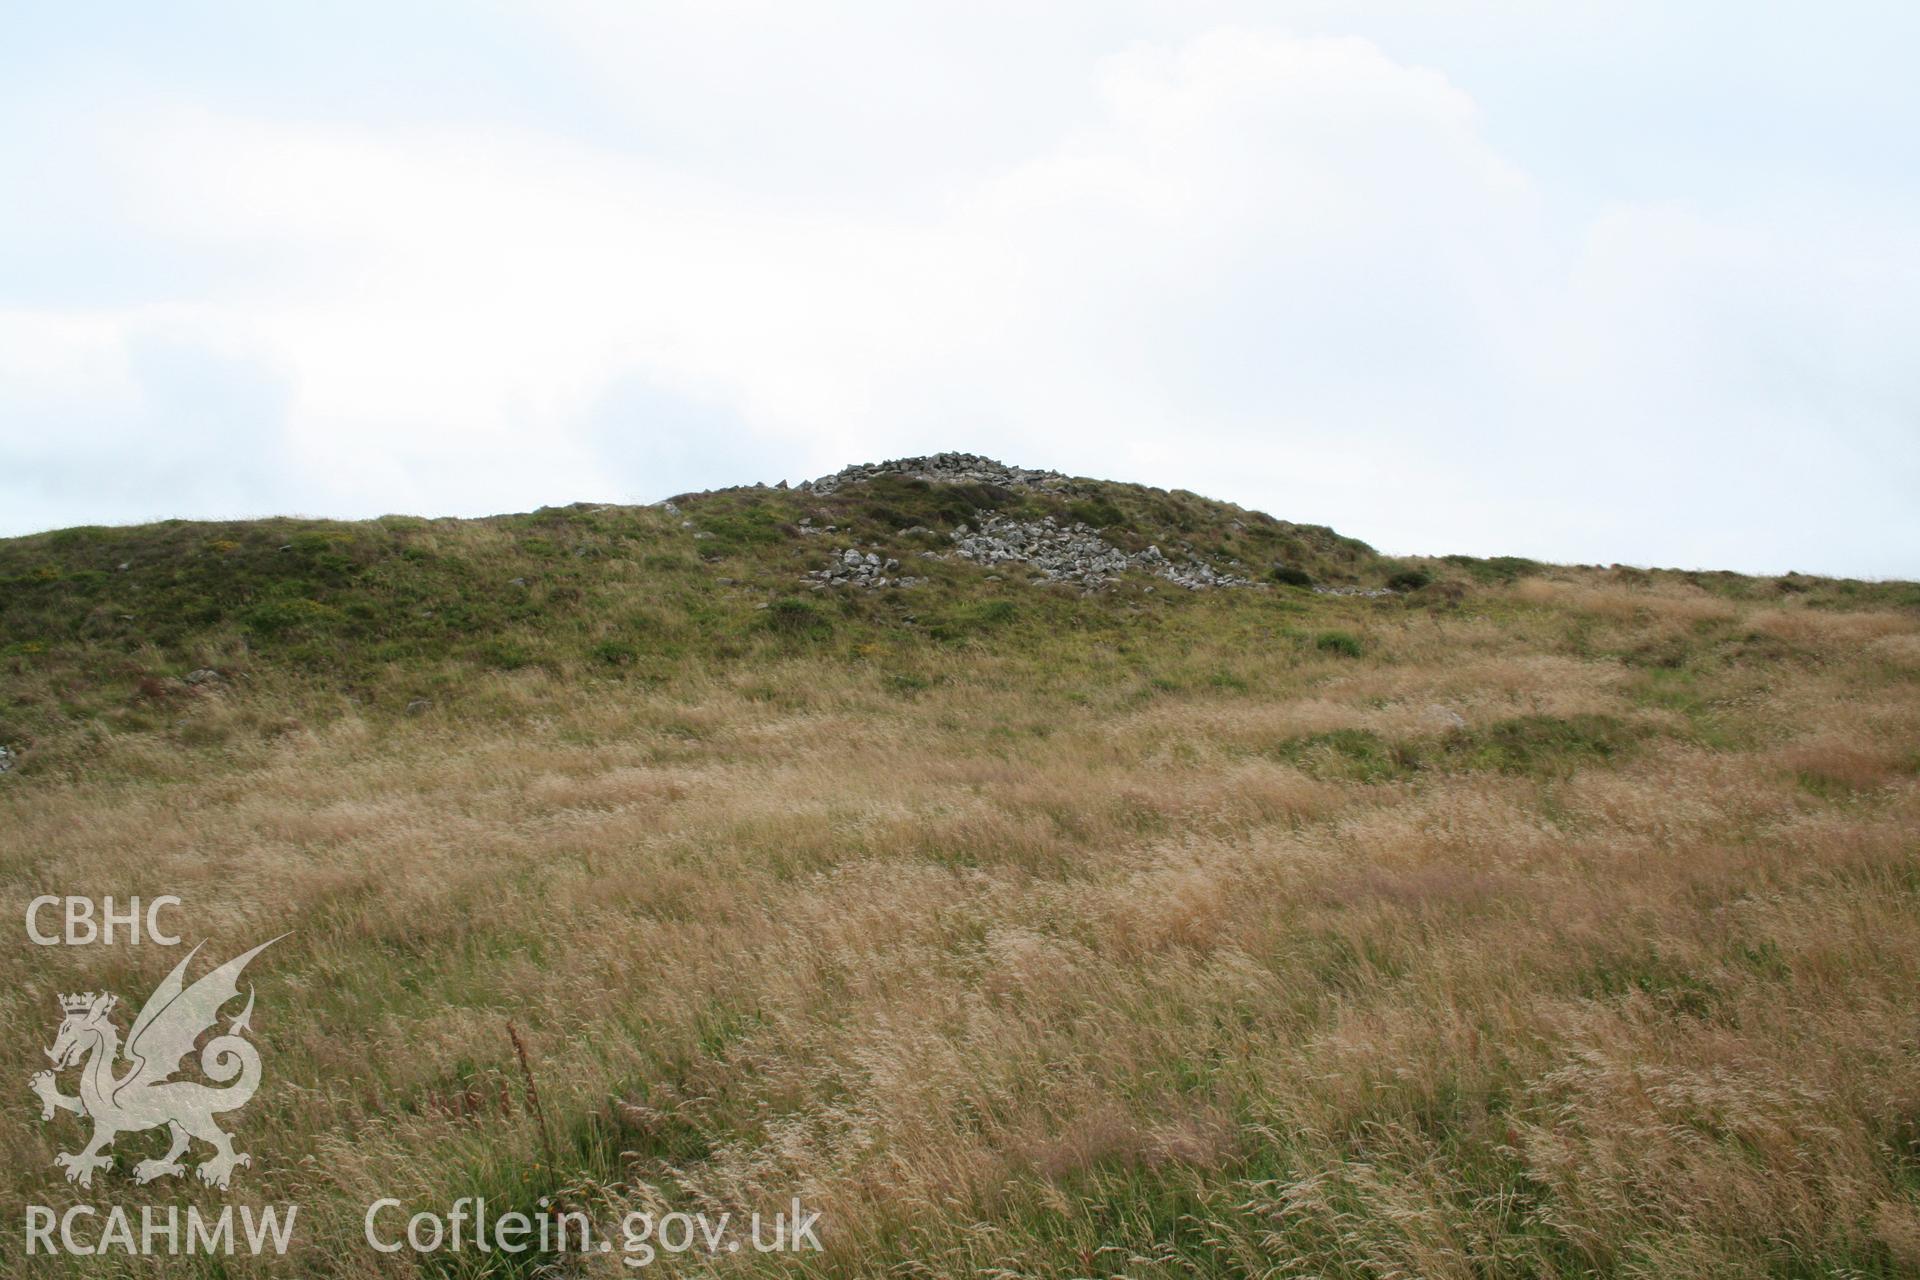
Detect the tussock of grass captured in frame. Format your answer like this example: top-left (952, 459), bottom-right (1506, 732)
top-left (1313, 630), bottom-right (1366, 658)
top-left (1275, 713), bottom-right (1645, 783)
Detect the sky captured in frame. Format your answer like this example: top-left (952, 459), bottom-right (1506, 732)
top-left (3, 2), bottom-right (1917, 576)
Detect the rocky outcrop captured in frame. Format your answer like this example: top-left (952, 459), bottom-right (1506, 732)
top-left (800, 452), bottom-right (1072, 496)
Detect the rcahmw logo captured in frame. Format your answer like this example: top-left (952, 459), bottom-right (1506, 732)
top-left (23, 934), bottom-right (300, 1258)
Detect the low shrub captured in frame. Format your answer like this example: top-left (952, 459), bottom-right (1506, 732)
top-left (1386, 568), bottom-right (1433, 592)
top-left (1314, 630), bottom-right (1364, 658)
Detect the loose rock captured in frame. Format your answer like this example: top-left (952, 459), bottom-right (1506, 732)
top-left (806, 548), bottom-right (918, 590)
top-left (950, 514), bottom-right (1257, 592)
top-left (799, 452), bottom-right (1073, 496)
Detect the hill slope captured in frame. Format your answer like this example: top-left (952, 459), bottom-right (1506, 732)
top-left (2, 459), bottom-right (1918, 1278)
top-left (0, 453), bottom-right (1907, 776)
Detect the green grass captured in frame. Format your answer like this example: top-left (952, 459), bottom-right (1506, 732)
top-left (0, 473), bottom-right (1429, 776)
top-left (1452, 713), bottom-right (1643, 777)
top-left (1274, 714), bottom-right (1648, 784)
top-left (1313, 630), bottom-right (1366, 658)
top-left (1273, 728), bottom-right (1416, 783)
top-left (1442, 553), bottom-right (1543, 584)
top-left (7, 469), bottom-right (1900, 785)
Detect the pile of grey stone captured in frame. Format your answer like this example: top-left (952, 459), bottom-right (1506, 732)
top-left (799, 453), bottom-right (1072, 496)
top-left (0, 744), bottom-right (14, 774)
top-left (807, 548), bottom-right (923, 591)
top-left (778, 454), bottom-right (1299, 594)
top-left (948, 515), bottom-right (1257, 591)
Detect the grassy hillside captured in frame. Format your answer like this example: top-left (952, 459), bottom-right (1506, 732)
top-left (3, 462), bottom-right (1918, 1277)
top-left (0, 469), bottom-right (1394, 775)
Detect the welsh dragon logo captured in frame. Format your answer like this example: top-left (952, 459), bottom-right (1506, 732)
top-left (28, 937), bottom-right (283, 1190)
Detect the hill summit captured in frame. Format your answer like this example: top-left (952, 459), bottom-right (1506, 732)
top-left (794, 451), bottom-right (1075, 496)
top-left (0, 453), bottom-right (1908, 778)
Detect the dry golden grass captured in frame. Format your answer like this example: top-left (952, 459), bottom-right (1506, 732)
top-left (1, 573), bottom-right (1917, 1277)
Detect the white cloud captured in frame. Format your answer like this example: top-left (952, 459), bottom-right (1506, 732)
top-left (3, 15), bottom-right (1916, 575)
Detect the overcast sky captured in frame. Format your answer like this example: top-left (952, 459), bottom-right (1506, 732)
top-left (4, 3), bottom-right (1917, 575)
